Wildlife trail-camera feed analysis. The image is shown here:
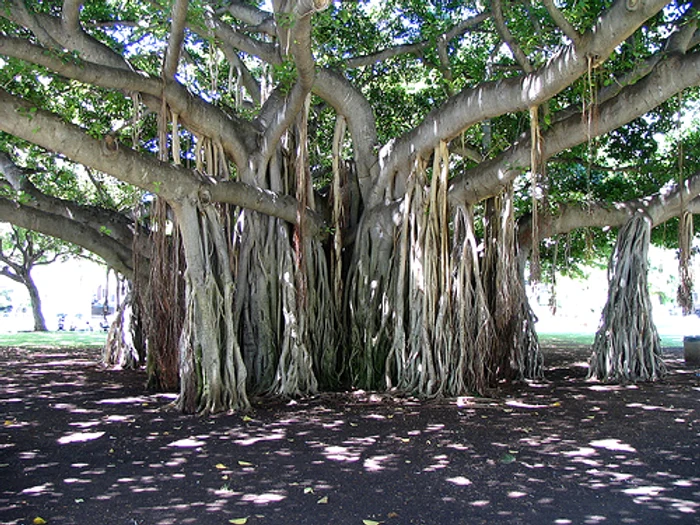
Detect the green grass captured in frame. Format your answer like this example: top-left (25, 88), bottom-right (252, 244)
top-left (539, 332), bottom-right (684, 348)
top-left (0, 330), bottom-right (683, 351)
top-left (0, 331), bottom-right (107, 349)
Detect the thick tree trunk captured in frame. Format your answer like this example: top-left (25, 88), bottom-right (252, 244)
top-left (589, 215), bottom-right (666, 382)
top-left (482, 184), bottom-right (543, 382)
top-left (24, 272), bottom-right (47, 332)
top-left (348, 145), bottom-right (541, 398)
top-left (176, 200), bottom-right (249, 413)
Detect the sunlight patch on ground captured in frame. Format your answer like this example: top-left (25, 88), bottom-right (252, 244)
top-left (233, 431), bottom-right (285, 446)
top-left (590, 439), bottom-right (636, 453)
top-left (96, 396), bottom-right (149, 404)
top-left (623, 485), bottom-right (665, 496)
top-left (626, 402), bottom-right (683, 413)
top-left (240, 492), bottom-right (286, 504)
top-left (21, 483), bottom-right (53, 494)
top-left (167, 438), bottom-right (206, 448)
top-left (562, 446), bottom-right (596, 457)
top-left (505, 399), bottom-right (550, 409)
top-left (446, 476), bottom-right (472, 486)
top-left (322, 445), bottom-right (360, 462)
top-left (57, 431), bottom-right (105, 444)
top-left (363, 454), bottom-right (395, 472)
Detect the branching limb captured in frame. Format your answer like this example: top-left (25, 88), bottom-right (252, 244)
top-left (346, 12), bottom-right (488, 69)
top-left (61, 0), bottom-right (83, 32)
top-left (541, 0), bottom-right (581, 44)
top-left (0, 197), bottom-right (136, 277)
top-left (491, 0), bottom-right (533, 73)
top-left (375, 0), bottom-right (670, 208)
top-left (0, 89), bottom-right (326, 235)
top-left (449, 51), bottom-right (700, 205)
top-left (518, 169), bottom-right (700, 251)
top-left (163, 0), bottom-right (189, 79)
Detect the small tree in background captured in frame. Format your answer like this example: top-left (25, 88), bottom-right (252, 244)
top-left (0, 225), bottom-right (80, 331)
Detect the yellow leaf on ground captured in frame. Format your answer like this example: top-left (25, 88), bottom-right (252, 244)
top-left (215, 463), bottom-right (228, 469)
top-left (363, 520), bottom-right (382, 525)
top-left (238, 460), bottom-right (254, 467)
top-left (229, 518), bottom-right (248, 524)
top-left (242, 415), bottom-right (253, 422)
top-left (304, 487), bottom-right (314, 494)
top-left (32, 518), bottom-right (47, 525)
top-left (317, 496), bottom-right (329, 504)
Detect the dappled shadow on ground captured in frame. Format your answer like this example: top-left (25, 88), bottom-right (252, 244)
top-left (0, 344), bottom-right (698, 525)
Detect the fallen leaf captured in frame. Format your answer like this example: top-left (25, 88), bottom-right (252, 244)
top-left (317, 496), bottom-right (329, 504)
top-left (349, 422), bottom-right (358, 427)
top-left (363, 520), bottom-right (382, 525)
top-left (242, 415), bottom-right (253, 422)
top-left (387, 512), bottom-right (399, 518)
top-left (4, 420), bottom-right (13, 426)
top-left (500, 453), bottom-right (517, 464)
top-left (229, 518), bottom-right (248, 524)
top-left (74, 498), bottom-right (84, 503)
top-left (215, 463), bottom-right (228, 469)
top-left (399, 438), bottom-right (410, 443)
top-left (238, 460), bottom-right (254, 467)
top-left (32, 518), bottom-right (47, 525)
top-left (304, 487), bottom-right (314, 494)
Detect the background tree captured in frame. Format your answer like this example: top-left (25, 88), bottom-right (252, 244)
top-left (0, 225), bottom-right (80, 331)
top-left (0, 0), bottom-right (698, 413)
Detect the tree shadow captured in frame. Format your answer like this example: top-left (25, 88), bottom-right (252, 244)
top-left (0, 344), bottom-right (698, 524)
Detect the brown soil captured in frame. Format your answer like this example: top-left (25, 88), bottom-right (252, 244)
top-left (0, 343), bottom-right (698, 525)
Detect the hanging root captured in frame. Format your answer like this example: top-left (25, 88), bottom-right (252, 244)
top-left (177, 202), bottom-right (249, 414)
top-left (482, 183), bottom-right (542, 383)
top-left (677, 210), bottom-right (694, 315)
top-left (589, 215), bottom-right (666, 382)
top-left (102, 289), bottom-right (139, 369)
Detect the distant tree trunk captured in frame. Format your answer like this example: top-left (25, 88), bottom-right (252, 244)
top-left (24, 270), bottom-right (47, 332)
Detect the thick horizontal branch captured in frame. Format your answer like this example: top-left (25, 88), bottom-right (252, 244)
top-left (519, 169), bottom-right (700, 250)
top-left (0, 152), bottom-right (139, 252)
top-left (0, 88), bottom-right (327, 235)
top-left (374, 0), bottom-right (670, 208)
top-left (0, 197), bottom-right (136, 277)
top-left (449, 50), bottom-right (700, 205)
top-left (0, 36), bottom-right (257, 168)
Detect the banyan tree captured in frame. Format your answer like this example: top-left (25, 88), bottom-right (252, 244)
top-left (0, 0), bottom-right (699, 413)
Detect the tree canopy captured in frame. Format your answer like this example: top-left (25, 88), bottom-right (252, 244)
top-left (0, 0), bottom-right (698, 413)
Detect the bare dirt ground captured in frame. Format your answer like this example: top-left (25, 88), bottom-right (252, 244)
top-left (0, 343), bottom-right (698, 525)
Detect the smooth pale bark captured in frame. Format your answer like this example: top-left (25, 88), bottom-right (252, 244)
top-left (371, 0), bottom-right (671, 207)
top-left (449, 51), bottom-right (700, 206)
top-left (518, 170), bottom-right (700, 250)
top-left (0, 198), bottom-right (135, 277)
top-left (25, 271), bottom-right (48, 332)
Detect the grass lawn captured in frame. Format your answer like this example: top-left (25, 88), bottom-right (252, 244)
top-left (0, 331), bottom-right (107, 349)
top-left (539, 332), bottom-right (684, 348)
top-left (0, 330), bottom-right (683, 351)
